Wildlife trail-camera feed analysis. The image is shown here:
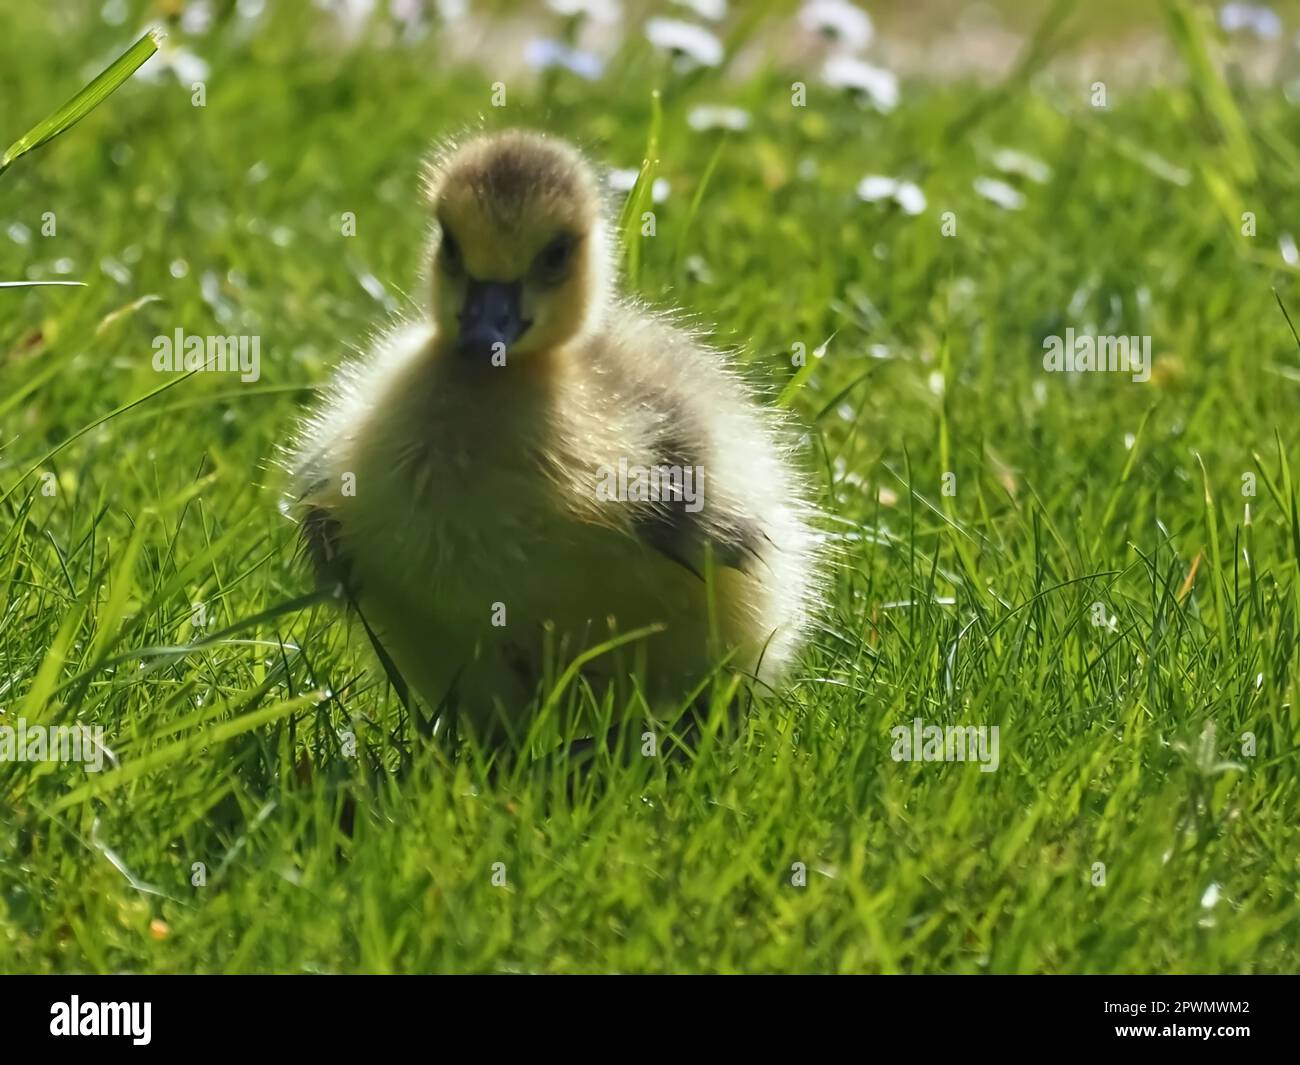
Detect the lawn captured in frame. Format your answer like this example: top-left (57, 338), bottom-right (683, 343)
top-left (1, 0), bottom-right (1298, 974)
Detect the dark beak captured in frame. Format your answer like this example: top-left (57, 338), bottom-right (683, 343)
top-left (456, 280), bottom-right (530, 361)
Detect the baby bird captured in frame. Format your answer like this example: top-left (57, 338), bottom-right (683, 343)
top-left (286, 130), bottom-right (821, 744)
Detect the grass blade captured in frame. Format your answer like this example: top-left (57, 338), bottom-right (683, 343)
top-left (0, 30), bottom-right (160, 178)
top-left (617, 89), bottom-right (663, 289)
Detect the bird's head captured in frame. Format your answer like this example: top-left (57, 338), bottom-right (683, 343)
top-left (423, 131), bottom-right (612, 364)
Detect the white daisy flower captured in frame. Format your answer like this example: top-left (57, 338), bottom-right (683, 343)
top-left (687, 105), bottom-right (751, 131)
top-left (645, 17), bottom-right (724, 68)
top-left (992, 148), bottom-right (1051, 184)
top-left (856, 175), bottom-right (898, 202)
top-left (856, 175), bottom-right (925, 215)
top-left (799, 0), bottom-right (873, 50)
top-left (973, 177), bottom-right (1026, 210)
top-left (822, 55), bottom-right (897, 111)
top-left (893, 181), bottom-right (926, 215)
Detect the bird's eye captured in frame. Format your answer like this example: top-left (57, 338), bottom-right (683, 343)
top-left (533, 234), bottom-right (576, 282)
top-left (440, 227), bottom-right (462, 274)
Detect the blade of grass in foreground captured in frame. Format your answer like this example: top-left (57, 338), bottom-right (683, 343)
top-left (1195, 451), bottom-right (1228, 646)
top-left (0, 30), bottom-right (160, 179)
top-left (47, 692), bottom-right (324, 813)
top-left (617, 89), bottom-right (663, 289)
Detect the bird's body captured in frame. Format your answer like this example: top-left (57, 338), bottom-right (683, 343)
top-left (287, 131), bottom-right (820, 741)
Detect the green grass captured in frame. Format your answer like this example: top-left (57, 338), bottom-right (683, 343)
top-left (2, 0), bottom-right (1299, 973)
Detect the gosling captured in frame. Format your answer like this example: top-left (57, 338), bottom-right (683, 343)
top-left (285, 130), bottom-right (822, 744)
